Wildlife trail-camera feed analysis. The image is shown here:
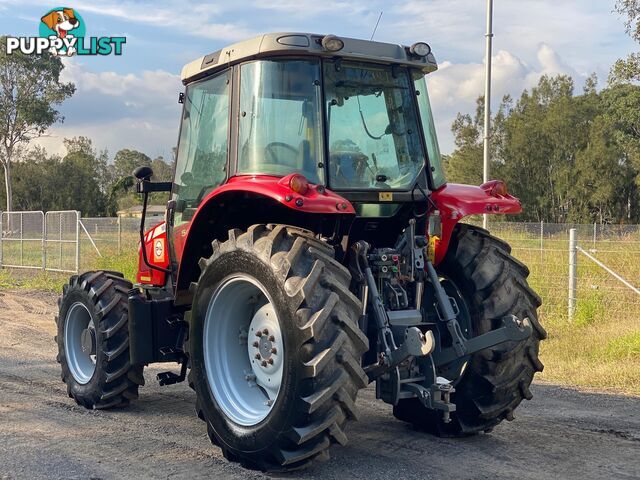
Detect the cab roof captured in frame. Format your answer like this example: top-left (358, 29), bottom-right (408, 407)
top-left (180, 32), bottom-right (438, 84)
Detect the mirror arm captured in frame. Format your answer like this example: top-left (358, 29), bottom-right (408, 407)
top-left (137, 180), bottom-right (172, 276)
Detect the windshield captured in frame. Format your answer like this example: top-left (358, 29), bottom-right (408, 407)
top-left (237, 59), bottom-right (324, 183)
top-left (324, 61), bottom-right (425, 190)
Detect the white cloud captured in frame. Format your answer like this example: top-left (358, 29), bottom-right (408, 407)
top-left (3, 0), bottom-right (257, 41)
top-left (426, 44), bottom-right (581, 153)
top-left (33, 63), bottom-right (182, 160)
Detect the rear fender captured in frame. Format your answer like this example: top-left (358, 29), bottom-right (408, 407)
top-left (174, 174), bottom-right (355, 295)
top-left (430, 182), bottom-right (522, 265)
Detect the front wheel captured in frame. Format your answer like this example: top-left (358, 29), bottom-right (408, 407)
top-left (393, 224), bottom-right (547, 435)
top-left (187, 225), bottom-right (369, 471)
top-left (56, 271), bottom-right (144, 409)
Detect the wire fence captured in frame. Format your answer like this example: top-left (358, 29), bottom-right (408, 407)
top-left (466, 220), bottom-right (640, 325)
top-left (1, 212), bottom-right (639, 328)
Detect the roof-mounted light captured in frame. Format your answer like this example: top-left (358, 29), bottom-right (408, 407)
top-left (321, 34), bottom-right (344, 52)
top-left (409, 42), bottom-right (431, 57)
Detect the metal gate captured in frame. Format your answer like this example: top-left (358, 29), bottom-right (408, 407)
top-left (0, 210), bottom-right (79, 273)
top-left (0, 211), bottom-right (45, 269)
top-left (44, 211), bottom-right (80, 273)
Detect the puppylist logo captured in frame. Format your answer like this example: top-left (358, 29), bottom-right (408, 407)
top-left (6, 7), bottom-right (126, 57)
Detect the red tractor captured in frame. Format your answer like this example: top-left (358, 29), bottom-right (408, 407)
top-left (56, 33), bottom-right (546, 471)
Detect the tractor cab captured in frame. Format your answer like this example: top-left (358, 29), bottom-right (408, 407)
top-left (157, 33), bottom-right (454, 288)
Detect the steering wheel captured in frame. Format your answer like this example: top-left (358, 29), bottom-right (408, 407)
top-left (329, 151), bottom-right (375, 187)
top-left (264, 142), bottom-right (298, 167)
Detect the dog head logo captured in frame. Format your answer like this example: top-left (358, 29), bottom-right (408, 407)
top-left (41, 8), bottom-right (79, 39)
top-left (39, 7), bottom-right (86, 56)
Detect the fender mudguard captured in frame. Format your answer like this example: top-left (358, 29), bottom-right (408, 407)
top-left (173, 174), bottom-right (355, 292)
top-left (430, 181), bottom-right (522, 265)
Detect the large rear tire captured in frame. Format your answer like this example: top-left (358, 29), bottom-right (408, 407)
top-left (393, 224), bottom-right (547, 435)
top-left (187, 225), bottom-right (369, 471)
top-left (56, 271), bottom-right (144, 409)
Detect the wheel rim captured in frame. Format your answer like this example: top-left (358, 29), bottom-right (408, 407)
top-left (64, 302), bottom-right (97, 384)
top-left (203, 274), bottom-right (284, 426)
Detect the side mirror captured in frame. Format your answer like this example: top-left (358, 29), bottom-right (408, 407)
top-left (133, 166), bottom-right (154, 181)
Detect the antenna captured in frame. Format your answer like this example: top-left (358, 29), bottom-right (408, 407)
top-left (370, 11), bottom-right (383, 40)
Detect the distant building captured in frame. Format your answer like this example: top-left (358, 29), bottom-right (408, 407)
top-left (117, 205), bottom-right (165, 219)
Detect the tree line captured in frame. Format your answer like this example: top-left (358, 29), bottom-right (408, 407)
top-left (444, 75), bottom-right (640, 223)
top-left (443, 0), bottom-right (640, 224)
top-left (0, 138), bottom-right (172, 216)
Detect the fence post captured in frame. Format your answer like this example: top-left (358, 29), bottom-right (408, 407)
top-left (593, 222), bottom-right (597, 250)
top-left (41, 211), bottom-right (45, 270)
top-left (0, 212), bottom-right (3, 268)
top-left (76, 211), bottom-right (81, 273)
top-left (117, 215), bottom-right (122, 255)
top-left (568, 228), bottom-right (577, 321)
top-left (20, 212), bottom-right (24, 266)
top-left (540, 220), bottom-right (544, 251)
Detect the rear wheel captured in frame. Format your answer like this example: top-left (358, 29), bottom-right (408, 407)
top-left (56, 271), bottom-right (144, 409)
top-left (187, 224), bottom-right (369, 471)
top-left (393, 224), bottom-right (547, 435)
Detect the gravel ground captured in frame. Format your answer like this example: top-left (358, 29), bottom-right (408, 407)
top-left (0, 289), bottom-right (639, 480)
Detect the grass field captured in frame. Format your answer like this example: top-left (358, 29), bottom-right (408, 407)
top-left (1, 222), bottom-right (639, 395)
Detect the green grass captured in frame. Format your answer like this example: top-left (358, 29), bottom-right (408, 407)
top-left (604, 332), bottom-right (640, 360)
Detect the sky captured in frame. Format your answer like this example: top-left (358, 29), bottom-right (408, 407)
top-left (0, 0), bottom-right (637, 160)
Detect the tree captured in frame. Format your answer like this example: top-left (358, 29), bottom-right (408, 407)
top-left (52, 137), bottom-right (108, 216)
top-left (151, 156), bottom-right (173, 181)
top-left (0, 37), bottom-right (75, 211)
top-left (113, 149), bottom-right (151, 181)
top-left (444, 98), bottom-right (484, 185)
top-left (446, 74), bottom-right (640, 223)
top-left (610, 1), bottom-right (640, 84)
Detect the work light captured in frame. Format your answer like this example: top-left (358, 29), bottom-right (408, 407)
top-left (409, 42), bottom-right (431, 57)
top-left (321, 34), bottom-right (344, 52)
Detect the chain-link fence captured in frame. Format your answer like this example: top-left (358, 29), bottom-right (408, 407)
top-left (1, 212), bottom-right (639, 328)
top-left (466, 220), bottom-right (640, 325)
top-left (0, 211), bottom-right (45, 269)
top-left (45, 211), bottom-right (80, 273)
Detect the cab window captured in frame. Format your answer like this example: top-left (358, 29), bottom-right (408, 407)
top-left (173, 70), bottom-right (230, 225)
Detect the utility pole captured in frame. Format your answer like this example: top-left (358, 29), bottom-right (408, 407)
top-left (482, 0), bottom-right (494, 230)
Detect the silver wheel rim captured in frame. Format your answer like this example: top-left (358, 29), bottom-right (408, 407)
top-left (203, 274), bottom-right (284, 426)
top-left (64, 302), bottom-right (97, 384)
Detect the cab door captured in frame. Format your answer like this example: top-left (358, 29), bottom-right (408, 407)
top-left (169, 69), bottom-right (231, 263)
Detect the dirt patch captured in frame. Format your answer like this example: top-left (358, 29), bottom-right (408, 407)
top-left (0, 290), bottom-right (638, 480)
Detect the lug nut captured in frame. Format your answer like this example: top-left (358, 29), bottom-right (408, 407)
top-left (261, 360), bottom-right (268, 367)
top-left (267, 358), bottom-right (274, 365)
top-left (271, 347), bottom-right (277, 355)
top-left (256, 331), bottom-right (263, 337)
top-left (254, 353), bottom-right (261, 360)
top-left (252, 341), bottom-right (259, 348)
top-left (262, 328), bottom-right (269, 335)
top-left (268, 335), bottom-right (275, 342)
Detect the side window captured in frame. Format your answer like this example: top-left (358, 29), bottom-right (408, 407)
top-left (173, 70), bottom-right (230, 226)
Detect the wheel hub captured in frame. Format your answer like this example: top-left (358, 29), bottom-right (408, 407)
top-left (81, 327), bottom-right (96, 355)
top-left (248, 303), bottom-right (283, 400)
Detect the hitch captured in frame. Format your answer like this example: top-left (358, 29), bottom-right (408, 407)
top-left (433, 314), bottom-right (533, 367)
top-left (405, 378), bottom-right (456, 423)
top-left (365, 327), bottom-right (436, 382)
top-left (351, 240), bottom-right (435, 383)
